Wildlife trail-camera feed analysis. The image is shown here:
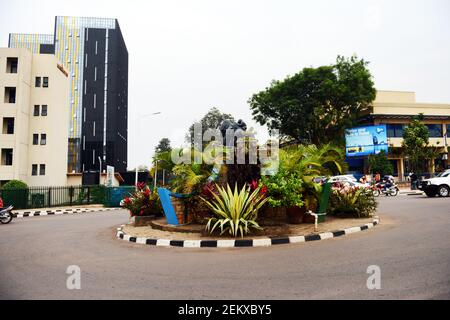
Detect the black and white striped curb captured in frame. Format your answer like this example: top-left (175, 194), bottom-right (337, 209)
top-left (14, 207), bottom-right (122, 218)
top-left (116, 217), bottom-right (380, 249)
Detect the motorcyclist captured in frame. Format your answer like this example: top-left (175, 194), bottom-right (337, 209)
top-left (383, 175), bottom-right (395, 192)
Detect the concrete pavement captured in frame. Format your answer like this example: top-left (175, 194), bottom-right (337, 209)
top-left (0, 196), bottom-right (449, 300)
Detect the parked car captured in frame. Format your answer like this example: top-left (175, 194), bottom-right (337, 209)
top-left (418, 169), bottom-right (450, 197)
top-left (327, 175), bottom-right (370, 188)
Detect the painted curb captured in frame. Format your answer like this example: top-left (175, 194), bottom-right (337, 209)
top-left (116, 217), bottom-right (380, 249)
top-left (14, 207), bottom-right (122, 218)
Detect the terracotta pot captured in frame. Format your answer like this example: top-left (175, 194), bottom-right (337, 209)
top-left (171, 198), bottom-right (194, 225)
top-left (286, 206), bottom-right (306, 224)
top-left (134, 216), bottom-right (156, 227)
top-left (260, 206), bottom-right (287, 222)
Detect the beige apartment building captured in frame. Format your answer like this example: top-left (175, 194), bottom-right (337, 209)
top-left (0, 48), bottom-right (69, 187)
top-left (358, 90), bottom-right (450, 179)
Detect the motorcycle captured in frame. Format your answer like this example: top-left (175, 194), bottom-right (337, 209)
top-left (0, 206), bottom-right (14, 224)
top-left (373, 182), bottom-right (399, 197)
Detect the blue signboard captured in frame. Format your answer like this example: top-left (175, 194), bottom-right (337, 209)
top-left (345, 125), bottom-right (388, 157)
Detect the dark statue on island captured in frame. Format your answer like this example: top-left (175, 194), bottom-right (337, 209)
top-left (218, 119), bottom-right (261, 189)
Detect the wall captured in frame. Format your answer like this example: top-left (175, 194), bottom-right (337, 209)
top-left (26, 53), bottom-right (69, 186)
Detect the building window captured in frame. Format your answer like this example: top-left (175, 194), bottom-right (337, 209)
top-left (426, 124), bottom-right (443, 138)
top-left (41, 105), bottom-right (48, 116)
top-left (93, 94), bottom-right (97, 109)
top-left (387, 124), bottom-right (405, 138)
top-left (95, 41), bottom-right (98, 55)
top-left (447, 124), bottom-right (450, 137)
top-left (34, 105), bottom-right (40, 116)
top-left (35, 77), bottom-right (41, 87)
top-left (2, 118), bottom-right (14, 134)
top-left (40, 134), bottom-right (47, 145)
top-left (40, 164), bottom-right (46, 176)
top-left (1, 149), bottom-right (13, 166)
top-left (93, 121), bottom-right (96, 136)
top-left (6, 57), bottom-right (18, 73)
top-left (94, 67), bottom-right (97, 81)
top-left (4, 87), bottom-right (16, 103)
top-left (33, 134), bottom-right (39, 145)
top-left (32, 164), bottom-right (38, 176)
top-left (43, 77), bottom-right (49, 88)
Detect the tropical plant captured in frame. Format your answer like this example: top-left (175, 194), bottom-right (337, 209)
top-left (262, 143), bottom-right (346, 209)
top-left (122, 183), bottom-right (162, 217)
top-left (329, 183), bottom-right (377, 218)
top-left (170, 149), bottom-right (216, 195)
top-left (201, 184), bottom-right (268, 237)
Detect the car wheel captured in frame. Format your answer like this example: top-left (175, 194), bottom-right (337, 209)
top-left (425, 190), bottom-right (436, 198)
top-left (438, 185), bottom-right (450, 197)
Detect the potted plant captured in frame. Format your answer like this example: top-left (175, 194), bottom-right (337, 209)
top-left (122, 183), bottom-right (162, 226)
top-left (261, 170), bottom-right (305, 224)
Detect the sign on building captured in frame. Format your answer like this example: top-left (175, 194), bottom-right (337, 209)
top-left (345, 125), bottom-right (389, 157)
top-left (106, 166), bottom-right (115, 187)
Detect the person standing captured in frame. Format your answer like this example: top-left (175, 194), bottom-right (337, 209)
top-left (410, 172), bottom-right (418, 190)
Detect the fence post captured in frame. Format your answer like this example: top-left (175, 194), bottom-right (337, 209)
top-left (87, 187), bottom-right (91, 205)
top-left (69, 186), bottom-right (74, 206)
top-left (48, 187), bottom-right (52, 207)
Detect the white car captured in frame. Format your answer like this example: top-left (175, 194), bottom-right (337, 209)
top-left (419, 170), bottom-right (450, 197)
top-left (327, 175), bottom-right (370, 188)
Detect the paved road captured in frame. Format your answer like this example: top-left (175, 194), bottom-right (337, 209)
top-left (0, 196), bottom-right (449, 300)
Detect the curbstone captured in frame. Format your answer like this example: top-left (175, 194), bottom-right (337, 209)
top-left (116, 217), bottom-right (380, 249)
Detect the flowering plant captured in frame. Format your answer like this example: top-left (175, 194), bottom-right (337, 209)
top-left (329, 182), bottom-right (377, 218)
top-left (122, 184), bottom-right (162, 217)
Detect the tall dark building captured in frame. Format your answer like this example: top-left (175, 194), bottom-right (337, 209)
top-left (9, 16), bottom-right (128, 173)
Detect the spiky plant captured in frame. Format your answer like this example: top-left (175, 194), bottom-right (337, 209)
top-left (201, 184), bottom-right (268, 238)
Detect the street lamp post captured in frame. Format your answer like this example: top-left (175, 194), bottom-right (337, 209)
top-left (135, 112), bottom-right (162, 189)
top-left (98, 156), bottom-right (103, 185)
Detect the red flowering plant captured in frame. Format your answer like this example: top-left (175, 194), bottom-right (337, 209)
top-left (122, 184), bottom-right (162, 218)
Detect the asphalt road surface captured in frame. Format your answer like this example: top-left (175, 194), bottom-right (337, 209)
top-left (0, 195), bottom-right (449, 300)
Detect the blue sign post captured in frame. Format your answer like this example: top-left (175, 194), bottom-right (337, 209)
top-left (345, 125), bottom-right (389, 157)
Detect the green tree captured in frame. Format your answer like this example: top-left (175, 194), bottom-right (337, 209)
top-left (154, 138), bottom-right (172, 154)
top-left (186, 107), bottom-right (235, 145)
top-left (368, 150), bottom-right (393, 176)
top-left (249, 55), bottom-right (376, 145)
top-left (402, 114), bottom-right (430, 173)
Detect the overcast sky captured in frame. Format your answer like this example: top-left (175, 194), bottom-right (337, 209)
top-left (1, 0), bottom-right (449, 170)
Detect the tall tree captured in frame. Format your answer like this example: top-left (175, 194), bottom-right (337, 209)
top-left (155, 138), bottom-right (172, 154)
top-left (249, 55), bottom-right (376, 145)
top-left (186, 107), bottom-right (235, 145)
top-left (402, 114), bottom-right (431, 173)
top-left (368, 150), bottom-right (393, 176)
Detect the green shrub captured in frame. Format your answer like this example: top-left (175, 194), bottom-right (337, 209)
top-left (90, 185), bottom-right (106, 204)
top-left (261, 170), bottom-right (304, 208)
top-left (329, 184), bottom-right (377, 218)
top-left (2, 180), bottom-right (28, 190)
top-left (1, 180), bottom-right (29, 209)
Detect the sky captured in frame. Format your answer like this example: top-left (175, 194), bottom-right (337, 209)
top-left (1, 0), bottom-right (449, 170)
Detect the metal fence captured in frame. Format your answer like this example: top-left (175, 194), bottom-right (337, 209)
top-left (0, 185), bottom-right (136, 210)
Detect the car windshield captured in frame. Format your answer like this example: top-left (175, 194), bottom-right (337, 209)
top-left (437, 171), bottom-right (450, 177)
